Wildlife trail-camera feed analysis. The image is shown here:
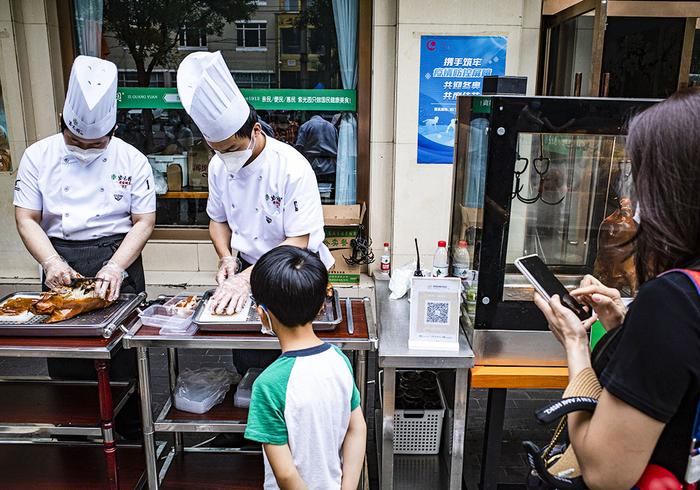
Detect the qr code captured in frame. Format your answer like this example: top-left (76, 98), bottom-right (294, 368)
top-left (425, 301), bottom-right (450, 325)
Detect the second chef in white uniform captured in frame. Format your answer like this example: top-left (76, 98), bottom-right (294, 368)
top-left (177, 51), bottom-right (332, 372)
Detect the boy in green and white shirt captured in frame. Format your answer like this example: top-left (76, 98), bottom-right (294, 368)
top-left (244, 246), bottom-right (367, 489)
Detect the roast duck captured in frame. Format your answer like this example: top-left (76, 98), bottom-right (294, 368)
top-left (593, 197), bottom-right (637, 295)
top-left (1, 281), bottom-right (113, 323)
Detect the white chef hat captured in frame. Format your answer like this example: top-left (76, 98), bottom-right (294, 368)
top-left (177, 51), bottom-right (250, 143)
top-left (62, 56), bottom-right (118, 140)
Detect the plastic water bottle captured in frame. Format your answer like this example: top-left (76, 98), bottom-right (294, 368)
top-left (380, 242), bottom-right (391, 274)
top-left (432, 241), bottom-right (449, 277)
top-left (451, 240), bottom-right (471, 279)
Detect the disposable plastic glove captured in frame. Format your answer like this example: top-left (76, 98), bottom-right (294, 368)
top-left (210, 274), bottom-right (250, 315)
top-left (96, 261), bottom-right (128, 301)
top-left (42, 255), bottom-right (80, 290)
top-left (216, 255), bottom-right (242, 285)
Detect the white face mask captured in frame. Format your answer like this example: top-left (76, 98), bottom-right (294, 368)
top-left (66, 144), bottom-right (106, 165)
top-left (259, 305), bottom-right (276, 336)
top-left (216, 133), bottom-right (255, 174)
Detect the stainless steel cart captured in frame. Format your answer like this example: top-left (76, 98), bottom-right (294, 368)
top-left (375, 279), bottom-right (475, 489)
top-left (123, 296), bottom-right (377, 489)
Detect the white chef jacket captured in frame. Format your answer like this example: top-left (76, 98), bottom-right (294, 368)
top-left (13, 134), bottom-right (155, 241)
top-left (207, 136), bottom-right (333, 268)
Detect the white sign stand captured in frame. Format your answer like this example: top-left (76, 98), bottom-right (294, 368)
top-left (409, 276), bottom-right (461, 351)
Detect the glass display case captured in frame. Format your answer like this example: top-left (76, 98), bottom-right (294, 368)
top-left (451, 95), bottom-right (657, 365)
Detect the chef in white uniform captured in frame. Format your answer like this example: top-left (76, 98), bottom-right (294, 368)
top-left (177, 51), bottom-right (332, 372)
top-left (13, 56), bottom-right (155, 438)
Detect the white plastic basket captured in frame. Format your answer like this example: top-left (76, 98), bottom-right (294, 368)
top-left (380, 370), bottom-right (446, 455)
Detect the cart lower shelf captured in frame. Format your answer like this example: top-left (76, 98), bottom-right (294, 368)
top-left (0, 443), bottom-right (147, 489)
top-left (160, 450), bottom-right (264, 489)
top-left (155, 390), bottom-right (249, 433)
top-left (0, 381), bottom-right (133, 436)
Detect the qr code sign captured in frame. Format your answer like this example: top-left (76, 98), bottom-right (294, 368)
top-left (425, 301), bottom-right (450, 325)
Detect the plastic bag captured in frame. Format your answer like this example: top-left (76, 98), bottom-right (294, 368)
top-left (153, 170), bottom-right (168, 195)
top-left (173, 368), bottom-right (240, 414)
top-left (389, 261), bottom-right (420, 300)
top-left (233, 368), bottom-right (263, 408)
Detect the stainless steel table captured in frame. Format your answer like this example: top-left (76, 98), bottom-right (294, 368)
top-left (123, 297), bottom-right (377, 490)
top-left (375, 279), bottom-right (474, 490)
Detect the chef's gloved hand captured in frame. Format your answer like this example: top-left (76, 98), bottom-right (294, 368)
top-left (210, 274), bottom-right (250, 315)
top-left (96, 261), bottom-right (128, 302)
top-left (216, 255), bottom-right (241, 285)
top-left (42, 254), bottom-right (80, 290)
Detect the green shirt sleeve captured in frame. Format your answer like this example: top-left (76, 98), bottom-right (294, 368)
top-left (244, 357), bottom-right (295, 445)
top-left (333, 346), bottom-right (361, 411)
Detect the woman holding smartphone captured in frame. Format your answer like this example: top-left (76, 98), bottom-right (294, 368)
top-left (534, 90), bottom-right (700, 489)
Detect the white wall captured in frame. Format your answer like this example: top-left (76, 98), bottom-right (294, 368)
top-left (368, 0), bottom-right (543, 270)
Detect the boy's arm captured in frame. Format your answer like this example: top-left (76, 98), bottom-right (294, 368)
top-left (263, 443), bottom-right (308, 490)
top-left (340, 407), bottom-right (367, 490)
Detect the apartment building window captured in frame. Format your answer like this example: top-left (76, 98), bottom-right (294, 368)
top-left (179, 26), bottom-right (207, 49)
top-left (118, 70), bottom-right (166, 87)
top-left (232, 71), bottom-right (275, 88)
top-left (283, 0), bottom-right (299, 11)
top-left (236, 21), bottom-right (267, 51)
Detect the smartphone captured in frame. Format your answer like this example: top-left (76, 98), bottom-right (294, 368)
top-left (514, 254), bottom-right (592, 321)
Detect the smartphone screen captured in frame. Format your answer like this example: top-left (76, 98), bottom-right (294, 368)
top-left (514, 255), bottom-right (592, 321)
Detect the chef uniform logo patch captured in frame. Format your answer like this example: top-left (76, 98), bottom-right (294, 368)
top-left (265, 194), bottom-right (282, 209)
top-left (265, 216), bottom-right (272, 224)
top-left (114, 193), bottom-right (123, 201)
top-left (112, 174), bottom-right (132, 189)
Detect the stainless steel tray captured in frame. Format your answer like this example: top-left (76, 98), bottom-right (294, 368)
top-left (0, 292), bottom-right (146, 338)
top-left (194, 289), bottom-right (342, 332)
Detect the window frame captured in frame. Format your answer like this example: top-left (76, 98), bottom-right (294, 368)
top-left (178, 26), bottom-right (208, 51)
top-left (235, 20), bottom-right (268, 52)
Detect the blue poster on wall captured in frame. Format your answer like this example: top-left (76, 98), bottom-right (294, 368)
top-left (418, 35), bottom-right (507, 164)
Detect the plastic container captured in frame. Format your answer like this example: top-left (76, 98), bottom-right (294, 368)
top-left (173, 368), bottom-right (238, 414)
top-left (162, 293), bottom-right (200, 317)
top-left (380, 242), bottom-right (391, 273)
top-left (451, 240), bottom-right (471, 279)
top-left (234, 368), bottom-right (264, 408)
top-left (160, 322), bottom-right (198, 336)
top-left (432, 240), bottom-right (449, 277)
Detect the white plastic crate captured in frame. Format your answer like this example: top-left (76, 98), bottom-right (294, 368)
top-left (380, 370), bottom-right (446, 455)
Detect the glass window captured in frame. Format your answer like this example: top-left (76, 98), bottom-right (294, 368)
top-left (103, 0), bottom-right (360, 228)
top-left (179, 26), bottom-right (207, 49)
top-left (118, 70), bottom-right (166, 88)
top-left (236, 21), bottom-right (267, 50)
top-left (283, 0), bottom-right (299, 11)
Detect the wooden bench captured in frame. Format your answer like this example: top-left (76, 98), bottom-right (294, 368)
top-left (469, 366), bottom-right (569, 490)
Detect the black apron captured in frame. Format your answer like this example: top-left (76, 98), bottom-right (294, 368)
top-left (44, 234), bottom-right (144, 440)
top-left (230, 256), bottom-right (281, 374)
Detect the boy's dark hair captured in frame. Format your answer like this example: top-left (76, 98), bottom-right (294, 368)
top-left (234, 104), bottom-right (258, 139)
top-left (251, 246), bottom-right (328, 327)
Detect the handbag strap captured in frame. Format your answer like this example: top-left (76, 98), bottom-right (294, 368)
top-left (659, 270), bottom-right (700, 454)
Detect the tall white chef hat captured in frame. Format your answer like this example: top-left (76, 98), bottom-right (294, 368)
top-left (177, 51), bottom-right (250, 143)
top-left (62, 56), bottom-right (118, 140)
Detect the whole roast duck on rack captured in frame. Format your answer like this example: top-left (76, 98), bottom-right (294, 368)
top-left (29, 280), bottom-right (114, 323)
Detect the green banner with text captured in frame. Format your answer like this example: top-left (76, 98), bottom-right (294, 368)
top-left (117, 87), bottom-right (357, 111)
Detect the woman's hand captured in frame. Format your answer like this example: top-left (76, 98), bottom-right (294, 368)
top-left (571, 275), bottom-right (627, 332)
top-left (534, 292), bottom-right (597, 348)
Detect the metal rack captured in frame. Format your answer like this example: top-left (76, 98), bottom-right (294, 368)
top-left (375, 279), bottom-right (475, 489)
top-left (123, 297), bottom-right (377, 489)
